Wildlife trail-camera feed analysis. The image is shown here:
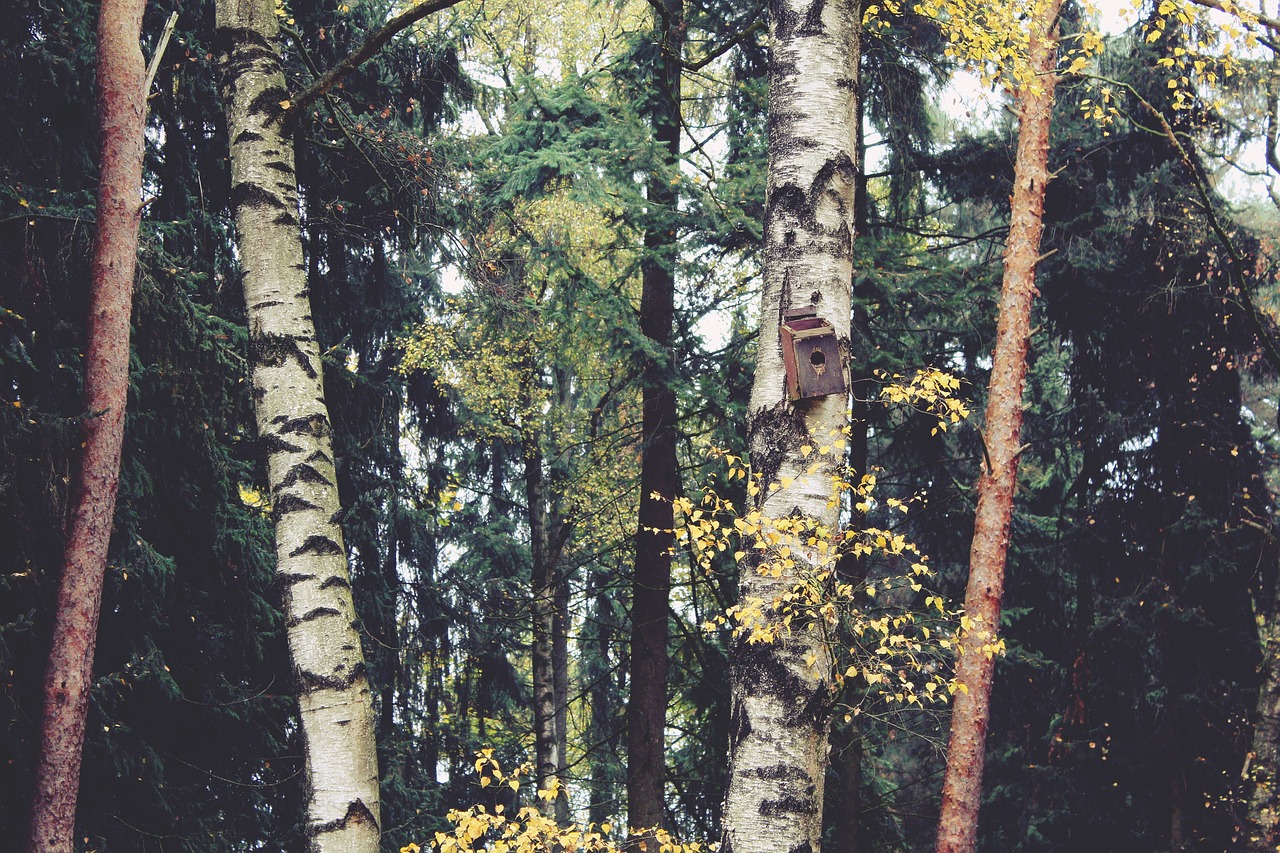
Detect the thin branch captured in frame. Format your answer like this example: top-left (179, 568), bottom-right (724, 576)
top-left (685, 11), bottom-right (767, 72)
top-left (286, 0), bottom-right (465, 128)
top-left (1184, 0), bottom-right (1280, 34)
top-left (1104, 74), bottom-right (1280, 375)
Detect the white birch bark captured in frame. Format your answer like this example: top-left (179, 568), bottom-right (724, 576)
top-left (721, 2), bottom-right (858, 852)
top-left (214, 3), bottom-right (380, 850)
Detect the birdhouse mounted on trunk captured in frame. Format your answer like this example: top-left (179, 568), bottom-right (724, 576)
top-left (781, 308), bottom-right (846, 401)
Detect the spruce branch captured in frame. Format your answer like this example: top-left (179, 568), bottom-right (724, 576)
top-left (286, 0), bottom-right (464, 129)
top-left (1100, 74), bottom-right (1280, 376)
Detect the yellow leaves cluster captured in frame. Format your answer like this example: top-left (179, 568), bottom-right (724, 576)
top-left (415, 753), bottom-right (715, 853)
top-left (398, 307), bottom-right (555, 444)
top-left (1140, 0), bottom-right (1255, 113)
top-left (682, 427), bottom-right (964, 709)
top-left (907, 0), bottom-right (1081, 95)
top-left (429, 807), bottom-right (709, 853)
top-left (878, 368), bottom-right (970, 436)
top-left (236, 483), bottom-right (271, 515)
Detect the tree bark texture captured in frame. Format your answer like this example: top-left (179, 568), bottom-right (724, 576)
top-left (721, 2), bottom-right (858, 852)
top-left (1247, 593), bottom-right (1280, 850)
top-left (627, 0), bottom-right (685, 836)
top-left (933, 8), bottom-right (1062, 852)
top-left (24, 3), bottom-right (147, 850)
top-left (526, 433), bottom-right (570, 822)
top-left (215, 3), bottom-right (380, 850)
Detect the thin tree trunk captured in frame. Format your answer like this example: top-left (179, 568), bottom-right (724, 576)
top-left (628, 0), bottom-right (684, 836)
top-left (24, 3), bottom-right (147, 850)
top-left (553, 557), bottom-right (571, 821)
top-left (720, 2), bottom-right (859, 852)
top-left (526, 433), bottom-right (563, 817)
top-left (214, 3), bottom-right (380, 850)
top-left (933, 7), bottom-right (1062, 851)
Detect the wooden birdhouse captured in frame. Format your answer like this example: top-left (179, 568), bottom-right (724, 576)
top-left (780, 308), bottom-right (846, 401)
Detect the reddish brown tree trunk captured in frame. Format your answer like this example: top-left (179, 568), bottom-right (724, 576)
top-left (934, 7), bottom-right (1062, 852)
top-left (24, 3), bottom-right (147, 851)
top-left (627, 0), bottom-right (684, 836)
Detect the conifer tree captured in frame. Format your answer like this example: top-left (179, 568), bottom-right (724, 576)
top-left (25, 3), bottom-right (149, 849)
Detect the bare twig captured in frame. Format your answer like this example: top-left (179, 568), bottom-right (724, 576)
top-left (143, 11), bottom-right (179, 103)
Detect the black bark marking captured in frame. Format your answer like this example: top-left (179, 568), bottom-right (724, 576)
top-left (295, 661), bottom-right (367, 693)
top-left (234, 129), bottom-right (264, 144)
top-left (214, 27), bottom-right (276, 86)
top-left (730, 696), bottom-right (752, 748)
top-left (215, 26), bottom-right (274, 55)
top-left (278, 463), bottom-right (333, 489)
top-left (798, 0), bottom-right (826, 36)
top-left (280, 413), bottom-right (332, 437)
top-left (250, 332), bottom-right (317, 379)
top-left (788, 844), bottom-right (814, 853)
top-left (287, 606), bottom-right (340, 628)
top-left (733, 636), bottom-right (829, 728)
top-left (272, 493), bottom-right (320, 520)
top-left (306, 449), bottom-right (334, 465)
top-left (748, 401), bottom-right (808, 488)
top-left (743, 763), bottom-right (808, 782)
top-left (278, 572), bottom-right (316, 587)
top-left (264, 160), bottom-right (293, 174)
top-left (251, 299), bottom-right (285, 311)
top-left (774, 3), bottom-right (801, 40)
top-left (260, 432), bottom-right (302, 455)
top-left (308, 798), bottom-right (380, 836)
top-left (248, 85), bottom-right (289, 127)
top-left (272, 211), bottom-right (299, 227)
top-left (319, 575), bottom-right (351, 590)
top-left (770, 184), bottom-right (811, 230)
top-left (289, 535), bottom-right (342, 557)
top-left (759, 793), bottom-right (817, 817)
top-left (231, 181), bottom-right (287, 212)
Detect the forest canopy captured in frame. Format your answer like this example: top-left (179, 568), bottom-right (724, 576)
top-left (5, 0), bottom-right (1280, 851)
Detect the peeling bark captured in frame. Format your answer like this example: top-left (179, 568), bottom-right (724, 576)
top-left (933, 6), bottom-right (1062, 852)
top-left (215, 2), bottom-right (380, 851)
top-left (24, 3), bottom-right (147, 851)
top-left (721, 2), bottom-right (858, 852)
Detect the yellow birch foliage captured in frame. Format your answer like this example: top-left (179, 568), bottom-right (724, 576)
top-left (671, 370), bottom-right (988, 710)
top-left (402, 753), bottom-right (715, 853)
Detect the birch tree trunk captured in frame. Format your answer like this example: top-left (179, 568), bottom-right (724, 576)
top-left (25, 3), bottom-right (147, 850)
top-left (721, 2), bottom-right (858, 851)
top-left (215, 3), bottom-right (380, 850)
top-left (627, 0), bottom-right (684, 835)
top-left (526, 432), bottom-right (569, 821)
top-left (933, 6), bottom-right (1062, 851)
